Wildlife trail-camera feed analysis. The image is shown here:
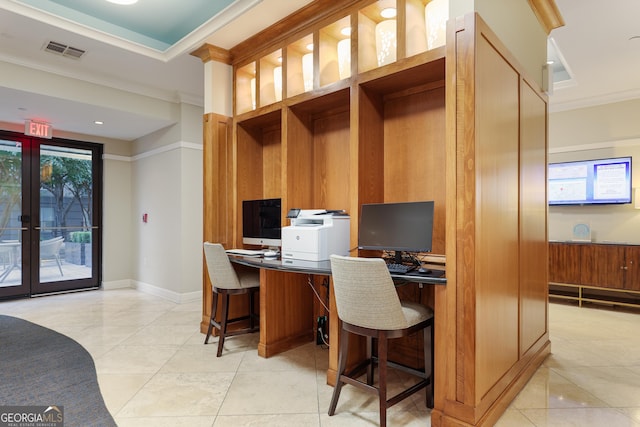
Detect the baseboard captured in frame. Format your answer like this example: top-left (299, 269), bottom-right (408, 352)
top-left (102, 279), bottom-right (201, 304)
top-left (131, 280), bottom-right (201, 304)
top-left (102, 279), bottom-right (132, 290)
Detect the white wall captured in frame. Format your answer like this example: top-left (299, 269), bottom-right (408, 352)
top-left (130, 103), bottom-right (203, 301)
top-left (476, 0), bottom-right (547, 88)
top-left (103, 156), bottom-right (132, 283)
top-left (549, 99), bottom-right (640, 244)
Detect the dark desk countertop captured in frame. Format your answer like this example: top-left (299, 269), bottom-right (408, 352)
top-left (228, 254), bottom-right (447, 285)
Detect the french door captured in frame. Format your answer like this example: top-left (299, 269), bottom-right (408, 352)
top-left (0, 131), bottom-right (102, 298)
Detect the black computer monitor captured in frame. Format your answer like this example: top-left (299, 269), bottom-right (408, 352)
top-left (242, 198), bottom-right (281, 247)
top-left (358, 201), bottom-right (434, 263)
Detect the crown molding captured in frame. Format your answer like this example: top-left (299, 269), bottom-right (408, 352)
top-left (528, 0), bottom-right (565, 34)
top-left (190, 44), bottom-right (232, 64)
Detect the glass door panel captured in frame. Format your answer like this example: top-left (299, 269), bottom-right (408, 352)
top-left (32, 143), bottom-right (100, 294)
top-left (0, 131), bottom-right (102, 299)
top-left (0, 139), bottom-right (29, 298)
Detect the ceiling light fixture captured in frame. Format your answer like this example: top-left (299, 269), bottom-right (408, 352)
top-left (106, 0), bottom-right (138, 5)
top-left (380, 8), bottom-right (397, 19)
top-left (94, 121), bottom-right (104, 125)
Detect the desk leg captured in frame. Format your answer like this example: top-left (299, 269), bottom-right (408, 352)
top-left (258, 269), bottom-right (315, 358)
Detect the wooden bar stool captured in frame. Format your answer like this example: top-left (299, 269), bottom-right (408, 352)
top-left (328, 254), bottom-right (434, 427)
top-left (203, 242), bottom-right (260, 357)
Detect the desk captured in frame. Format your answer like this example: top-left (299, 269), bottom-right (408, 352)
top-left (228, 254), bottom-right (446, 285)
top-left (228, 254), bottom-right (446, 382)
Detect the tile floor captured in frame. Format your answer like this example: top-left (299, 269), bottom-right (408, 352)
top-left (1, 289), bottom-right (640, 426)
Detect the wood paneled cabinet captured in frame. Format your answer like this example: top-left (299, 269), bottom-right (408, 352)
top-left (549, 242), bottom-right (640, 303)
top-left (580, 244), bottom-right (627, 289)
top-left (548, 241), bottom-right (581, 284)
top-left (201, 2), bottom-right (551, 426)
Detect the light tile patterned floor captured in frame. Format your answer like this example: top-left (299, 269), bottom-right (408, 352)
top-left (1, 289), bottom-right (640, 426)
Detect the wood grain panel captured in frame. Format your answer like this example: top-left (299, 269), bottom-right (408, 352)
top-left (357, 86), bottom-right (385, 205)
top-left (454, 13), bottom-right (478, 406)
top-left (519, 80), bottom-right (548, 357)
top-left (474, 32), bottom-right (520, 402)
top-left (202, 113), bottom-right (231, 333)
top-left (383, 84), bottom-right (446, 254)
top-left (624, 246), bottom-right (640, 291)
top-left (203, 113), bottom-right (232, 246)
top-left (580, 244), bottom-right (626, 289)
top-left (236, 124), bottom-right (266, 231)
top-left (284, 107), bottom-right (314, 210)
top-left (313, 109), bottom-right (351, 210)
top-left (548, 242), bottom-right (581, 284)
top-left (258, 269), bottom-right (315, 357)
top-left (261, 125), bottom-right (283, 198)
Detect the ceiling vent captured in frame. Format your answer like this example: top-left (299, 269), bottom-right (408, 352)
top-left (43, 41), bottom-right (86, 59)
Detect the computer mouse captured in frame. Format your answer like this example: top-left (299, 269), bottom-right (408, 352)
top-left (263, 251), bottom-right (278, 257)
top-left (418, 267), bottom-right (431, 274)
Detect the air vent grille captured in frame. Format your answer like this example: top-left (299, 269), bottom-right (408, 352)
top-left (43, 41), bottom-right (86, 59)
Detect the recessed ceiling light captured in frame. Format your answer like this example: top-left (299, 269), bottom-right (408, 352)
top-left (380, 8), bottom-right (397, 19)
top-left (94, 121), bottom-right (104, 125)
top-left (106, 0), bottom-right (138, 5)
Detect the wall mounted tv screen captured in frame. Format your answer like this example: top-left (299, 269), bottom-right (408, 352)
top-left (548, 156), bottom-right (632, 205)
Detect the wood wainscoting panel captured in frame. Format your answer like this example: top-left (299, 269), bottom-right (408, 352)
top-left (202, 113), bottom-right (232, 333)
top-left (519, 79), bottom-right (549, 356)
top-left (474, 30), bottom-right (520, 402)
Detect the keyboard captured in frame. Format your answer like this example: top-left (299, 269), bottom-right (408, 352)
top-left (386, 263), bottom-right (415, 274)
top-left (225, 249), bottom-right (265, 257)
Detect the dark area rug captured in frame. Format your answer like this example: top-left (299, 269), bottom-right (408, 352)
top-left (0, 314), bottom-right (117, 427)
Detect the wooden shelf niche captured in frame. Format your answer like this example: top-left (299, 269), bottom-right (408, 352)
top-left (406, 0), bottom-right (448, 57)
top-left (358, 0), bottom-right (398, 73)
top-left (259, 49), bottom-right (283, 108)
top-left (235, 62), bottom-right (256, 115)
top-left (286, 34), bottom-right (314, 98)
top-left (235, 110), bottom-right (283, 247)
top-left (319, 15), bottom-right (352, 88)
top-left (355, 55), bottom-right (447, 251)
top-left (358, 0), bottom-right (449, 74)
top-left (284, 88), bottom-right (351, 213)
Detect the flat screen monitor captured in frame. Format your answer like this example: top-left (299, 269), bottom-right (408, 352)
top-left (242, 198), bottom-right (281, 247)
top-left (358, 201), bottom-right (434, 261)
top-left (548, 156), bottom-right (632, 205)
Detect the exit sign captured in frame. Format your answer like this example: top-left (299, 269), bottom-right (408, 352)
top-left (24, 120), bottom-right (53, 139)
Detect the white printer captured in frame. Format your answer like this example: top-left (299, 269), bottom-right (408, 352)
top-left (281, 209), bottom-right (350, 261)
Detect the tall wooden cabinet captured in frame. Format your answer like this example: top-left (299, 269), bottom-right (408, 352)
top-left (198, 1), bottom-right (551, 426)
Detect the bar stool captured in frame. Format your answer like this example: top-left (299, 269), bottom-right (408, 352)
top-left (203, 242), bottom-right (260, 357)
top-left (328, 254), bottom-right (434, 427)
